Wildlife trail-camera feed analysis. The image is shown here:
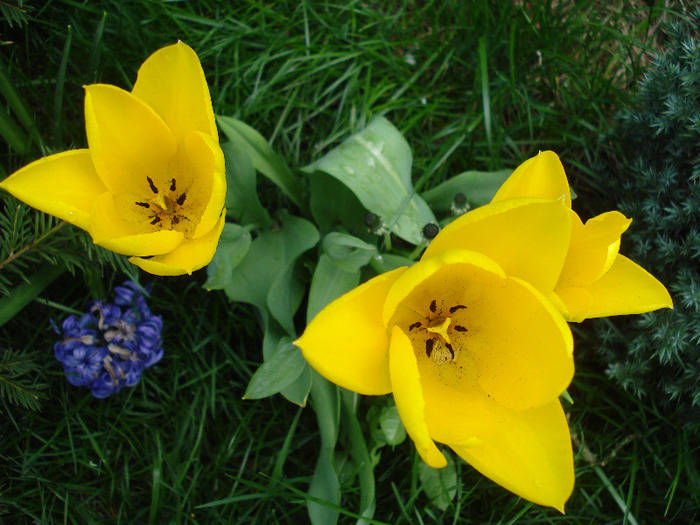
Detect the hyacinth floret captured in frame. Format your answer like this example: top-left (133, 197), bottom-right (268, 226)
top-left (53, 281), bottom-right (163, 398)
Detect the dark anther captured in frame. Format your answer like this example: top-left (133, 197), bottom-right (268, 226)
top-left (177, 192), bottom-right (187, 206)
top-left (449, 305), bottom-right (467, 313)
top-left (422, 223), bottom-right (439, 240)
top-left (409, 321), bottom-right (422, 331)
top-left (170, 178), bottom-right (177, 191)
top-left (150, 216), bottom-right (161, 225)
top-left (429, 299), bottom-right (437, 313)
top-left (147, 176), bottom-right (158, 194)
top-left (425, 338), bottom-right (434, 357)
top-left (135, 201), bottom-right (150, 208)
top-left (454, 193), bottom-right (467, 207)
top-left (454, 325), bottom-right (468, 332)
top-left (172, 216), bottom-right (180, 225)
top-left (445, 343), bottom-right (455, 359)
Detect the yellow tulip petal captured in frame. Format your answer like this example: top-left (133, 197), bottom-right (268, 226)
top-left (0, 149), bottom-right (106, 230)
top-left (420, 349), bottom-right (495, 445)
top-left (85, 84), bottom-right (177, 196)
top-left (422, 199), bottom-right (571, 293)
top-left (183, 131), bottom-right (226, 239)
top-left (131, 41), bottom-right (218, 142)
top-left (129, 210), bottom-right (226, 276)
top-left (450, 399), bottom-right (574, 511)
top-left (558, 211), bottom-right (631, 286)
top-left (491, 150), bottom-right (572, 207)
top-left (295, 268), bottom-right (407, 395)
top-left (469, 276), bottom-right (573, 410)
top-left (89, 192), bottom-right (184, 256)
top-left (389, 326), bottom-right (447, 468)
top-left (557, 254), bottom-right (673, 320)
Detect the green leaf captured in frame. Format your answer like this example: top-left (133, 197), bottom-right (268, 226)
top-left (421, 169), bottom-right (511, 212)
top-left (309, 171), bottom-right (367, 235)
top-left (243, 341), bottom-right (307, 399)
top-left (378, 403), bottom-right (406, 446)
top-left (303, 117), bottom-right (436, 244)
top-left (341, 390), bottom-right (376, 524)
top-left (418, 454), bottom-right (457, 511)
top-left (306, 254), bottom-right (361, 323)
top-left (216, 115), bottom-right (303, 206)
top-left (262, 323), bottom-right (311, 406)
top-left (221, 140), bottom-right (272, 227)
top-left (203, 223), bottom-right (252, 291)
top-left (307, 372), bottom-right (341, 525)
top-left (322, 232), bottom-right (376, 273)
top-left (223, 211), bottom-right (319, 333)
top-left (0, 263), bottom-right (66, 327)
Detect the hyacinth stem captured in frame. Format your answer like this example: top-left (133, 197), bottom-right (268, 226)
top-left (0, 262), bottom-right (66, 327)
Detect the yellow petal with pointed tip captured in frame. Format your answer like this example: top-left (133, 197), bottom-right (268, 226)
top-left (491, 150), bottom-right (572, 207)
top-left (469, 276), bottom-right (573, 410)
top-left (85, 84), bottom-right (177, 196)
top-left (558, 211), bottom-right (631, 286)
top-left (183, 131), bottom-right (227, 239)
top-left (131, 41), bottom-right (218, 142)
top-left (450, 399), bottom-right (574, 511)
top-left (422, 199), bottom-right (571, 294)
top-left (129, 209), bottom-right (226, 276)
top-left (296, 267), bottom-right (407, 395)
top-left (389, 326), bottom-right (447, 468)
top-left (557, 254), bottom-right (673, 320)
top-left (89, 192), bottom-right (184, 256)
top-left (0, 149), bottom-right (106, 231)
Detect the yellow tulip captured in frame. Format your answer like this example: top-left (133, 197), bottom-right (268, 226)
top-left (0, 42), bottom-right (226, 276)
top-left (427, 151), bottom-right (672, 321)
top-left (296, 198), bottom-right (577, 510)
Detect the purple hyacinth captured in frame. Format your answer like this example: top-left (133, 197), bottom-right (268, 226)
top-left (53, 281), bottom-right (164, 398)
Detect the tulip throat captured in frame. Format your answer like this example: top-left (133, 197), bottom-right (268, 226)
top-left (135, 176), bottom-right (191, 234)
top-left (407, 300), bottom-right (469, 365)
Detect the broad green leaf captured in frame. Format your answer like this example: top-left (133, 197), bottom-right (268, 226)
top-left (370, 253), bottom-right (414, 274)
top-left (418, 454), bottom-right (457, 511)
top-left (341, 390), bottom-right (376, 524)
top-left (243, 341), bottom-right (307, 399)
top-left (306, 254), bottom-right (361, 323)
top-left (224, 210), bottom-right (319, 320)
top-left (309, 171), bottom-right (367, 235)
top-left (378, 403), bottom-right (406, 446)
top-left (302, 116), bottom-right (436, 244)
top-left (281, 364), bottom-right (312, 406)
top-left (308, 372), bottom-right (341, 525)
top-left (0, 263), bottom-right (66, 327)
top-left (322, 232), bottom-right (377, 273)
top-left (421, 169), bottom-right (511, 212)
top-left (221, 140), bottom-right (271, 227)
top-left (216, 115), bottom-right (303, 206)
top-left (203, 223), bottom-right (252, 291)
top-left (308, 449), bottom-right (340, 525)
top-left (262, 322), bottom-right (312, 406)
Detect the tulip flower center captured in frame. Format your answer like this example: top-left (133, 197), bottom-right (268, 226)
top-left (135, 176), bottom-right (191, 234)
top-left (407, 300), bottom-right (469, 365)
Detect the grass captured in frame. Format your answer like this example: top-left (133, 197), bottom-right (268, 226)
top-left (1, 0), bottom-right (699, 523)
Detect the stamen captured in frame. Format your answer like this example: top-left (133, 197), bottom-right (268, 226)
top-left (445, 343), bottom-right (455, 359)
top-left (454, 325), bottom-right (468, 332)
top-left (177, 192), bottom-right (187, 205)
top-left (425, 338), bottom-right (434, 357)
top-left (449, 305), bottom-right (467, 313)
top-left (135, 201), bottom-right (150, 208)
top-left (170, 178), bottom-right (177, 191)
top-left (409, 321), bottom-right (422, 331)
top-left (429, 299), bottom-right (437, 313)
top-left (150, 216), bottom-right (161, 225)
top-left (147, 176), bottom-right (158, 193)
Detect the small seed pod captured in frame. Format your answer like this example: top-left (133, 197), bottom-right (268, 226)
top-left (451, 192), bottom-right (471, 216)
top-left (422, 223), bottom-right (440, 240)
